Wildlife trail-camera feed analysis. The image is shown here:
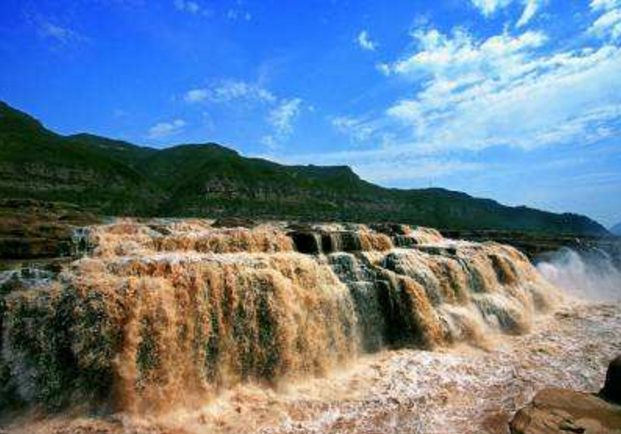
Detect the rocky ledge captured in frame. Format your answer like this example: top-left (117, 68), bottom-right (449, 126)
top-left (510, 356), bottom-right (621, 434)
top-left (442, 229), bottom-right (621, 267)
top-left (0, 199), bottom-right (99, 269)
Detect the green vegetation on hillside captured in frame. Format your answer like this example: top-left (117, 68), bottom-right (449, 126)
top-left (0, 101), bottom-right (608, 235)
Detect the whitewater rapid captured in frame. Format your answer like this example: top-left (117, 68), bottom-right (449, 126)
top-left (1, 219), bottom-right (620, 434)
top-left (7, 302), bottom-right (620, 434)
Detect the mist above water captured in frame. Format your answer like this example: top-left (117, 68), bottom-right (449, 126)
top-left (536, 247), bottom-right (621, 302)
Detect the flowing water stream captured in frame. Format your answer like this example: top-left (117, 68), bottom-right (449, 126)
top-left (1, 219), bottom-right (619, 434)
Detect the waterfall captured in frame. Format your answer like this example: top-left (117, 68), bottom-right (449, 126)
top-left (0, 220), bottom-right (559, 414)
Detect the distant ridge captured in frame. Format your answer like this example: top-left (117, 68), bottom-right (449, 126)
top-left (611, 222), bottom-right (621, 235)
top-left (0, 100), bottom-right (609, 235)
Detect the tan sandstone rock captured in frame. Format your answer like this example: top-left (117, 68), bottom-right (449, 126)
top-left (510, 388), bottom-right (621, 434)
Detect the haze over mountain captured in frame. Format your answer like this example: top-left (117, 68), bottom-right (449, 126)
top-left (0, 101), bottom-right (607, 235)
top-left (611, 222), bottom-right (621, 236)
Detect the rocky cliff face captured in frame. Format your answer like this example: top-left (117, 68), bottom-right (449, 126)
top-left (0, 199), bottom-right (99, 266)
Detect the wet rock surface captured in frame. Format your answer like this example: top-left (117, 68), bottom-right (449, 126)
top-left (510, 357), bottom-right (621, 434)
top-left (0, 199), bottom-right (99, 265)
top-left (602, 356), bottom-right (621, 405)
top-left (510, 388), bottom-right (621, 434)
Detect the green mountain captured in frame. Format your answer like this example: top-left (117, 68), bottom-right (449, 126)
top-left (0, 101), bottom-right (608, 235)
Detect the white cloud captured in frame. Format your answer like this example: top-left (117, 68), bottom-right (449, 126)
top-left (40, 23), bottom-right (74, 42)
top-left (260, 135), bottom-right (278, 150)
top-left (183, 88), bottom-right (209, 103)
top-left (147, 119), bottom-right (187, 139)
top-left (332, 116), bottom-right (376, 143)
top-left (471, 0), bottom-right (513, 16)
top-left (384, 28), bottom-right (547, 79)
top-left (227, 9), bottom-right (252, 21)
top-left (261, 99), bottom-right (304, 148)
top-left (268, 98), bottom-right (303, 135)
top-left (334, 25), bottom-right (621, 156)
top-left (174, 0), bottom-right (212, 16)
top-left (357, 30), bottom-right (377, 51)
top-left (182, 79), bottom-right (303, 149)
top-left (183, 80), bottom-right (275, 104)
top-left (470, 0), bottom-right (544, 27)
top-left (32, 16), bottom-right (85, 47)
top-left (590, 0), bottom-right (621, 12)
top-left (174, 0), bottom-right (198, 13)
top-left (516, 0), bottom-right (544, 27)
top-left (589, 7), bottom-right (621, 41)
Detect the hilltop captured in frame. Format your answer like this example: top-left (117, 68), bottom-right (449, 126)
top-left (0, 100), bottom-right (608, 235)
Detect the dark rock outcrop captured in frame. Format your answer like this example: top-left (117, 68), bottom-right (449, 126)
top-left (212, 217), bottom-right (259, 229)
top-left (289, 231), bottom-right (323, 254)
top-left (289, 230), bottom-right (364, 254)
top-left (601, 356), bottom-right (621, 405)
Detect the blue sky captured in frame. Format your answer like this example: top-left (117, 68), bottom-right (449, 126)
top-left (1, 0), bottom-right (620, 226)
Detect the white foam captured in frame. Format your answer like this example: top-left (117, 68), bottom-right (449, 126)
top-left (537, 247), bottom-right (621, 302)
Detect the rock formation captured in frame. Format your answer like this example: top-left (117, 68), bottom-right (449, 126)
top-left (510, 357), bottom-right (621, 434)
top-left (601, 355), bottom-right (621, 405)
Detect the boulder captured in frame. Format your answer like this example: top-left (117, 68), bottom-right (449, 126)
top-left (601, 356), bottom-right (621, 405)
top-left (510, 388), bottom-right (621, 434)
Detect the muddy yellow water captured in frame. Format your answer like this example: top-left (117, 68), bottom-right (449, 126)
top-left (2, 219), bottom-right (616, 434)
